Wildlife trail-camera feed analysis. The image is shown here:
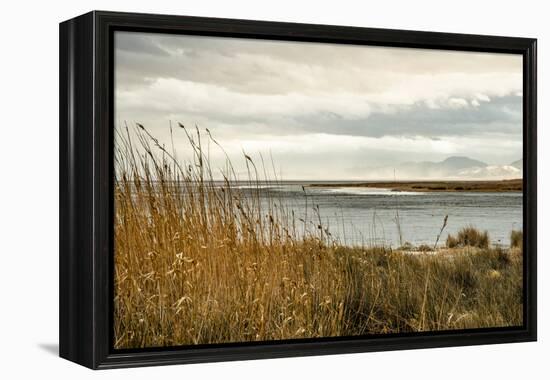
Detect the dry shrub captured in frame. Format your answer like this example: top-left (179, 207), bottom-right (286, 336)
top-left (510, 230), bottom-right (523, 249)
top-left (417, 244), bottom-right (434, 252)
top-left (446, 226), bottom-right (489, 249)
top-left (446, 235), bottom-right (459, 248)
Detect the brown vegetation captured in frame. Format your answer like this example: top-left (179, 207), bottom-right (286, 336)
top-left (510, 230), bottom-right (523, 249)
top-left (113, 124), bottom-right (523, 349)
top-left (446, 226), bottom-right (490, 249)
top-left (309, 179), bottom-right (523, 192)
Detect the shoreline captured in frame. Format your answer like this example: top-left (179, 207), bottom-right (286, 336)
top-left (307, 179), bottom-right (522, 192)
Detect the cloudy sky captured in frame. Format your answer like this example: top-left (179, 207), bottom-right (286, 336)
top-left (114, 31), bottom-right (523, 180)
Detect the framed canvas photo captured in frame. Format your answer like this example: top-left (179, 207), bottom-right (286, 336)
top-left (59, 11), bottom-right (537, 369)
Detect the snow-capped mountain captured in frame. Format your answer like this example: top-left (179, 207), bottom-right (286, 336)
top-left (369, 156), bottom-right (523, 180)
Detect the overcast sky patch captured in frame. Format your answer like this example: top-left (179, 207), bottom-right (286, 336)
top-left (115, 32), bottom-right (523, 180)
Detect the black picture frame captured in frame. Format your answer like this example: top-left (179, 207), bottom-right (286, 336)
top-left (59, 10), bottom-right (537, 369)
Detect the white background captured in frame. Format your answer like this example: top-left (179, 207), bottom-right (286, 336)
top-left (0, 0), bottom-right (547, 378)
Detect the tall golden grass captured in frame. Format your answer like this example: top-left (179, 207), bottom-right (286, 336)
top-left (113, 124), bottom-right (523, 349)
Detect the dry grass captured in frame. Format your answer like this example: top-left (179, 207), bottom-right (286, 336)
top-left (446, 226), bottom-right (490, 249)
top-left (511, 230), bottom-right (523, 249)
top-left (417, 244), bottom-right (434, 252)
top-left (113, 124), bottom-right (523, 349)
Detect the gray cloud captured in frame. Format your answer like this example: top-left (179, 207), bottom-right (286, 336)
top-left (294, 94), bottom-right (522, 138)
top-left (114, 31), bottom-right (523, 179)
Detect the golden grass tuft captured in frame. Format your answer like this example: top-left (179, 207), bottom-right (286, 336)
top-left (446, 226), bottom-right (489, 249)
top-left (113, 124), bottom-right (523, 349)
top-left (510, 230), bottom-right (523, 249)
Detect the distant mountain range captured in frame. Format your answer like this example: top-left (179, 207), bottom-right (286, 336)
top-left (371, 156), bottom-right (522, 180)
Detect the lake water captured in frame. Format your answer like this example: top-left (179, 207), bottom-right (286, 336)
top-left (236, 182), bottom-right (523, 248)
